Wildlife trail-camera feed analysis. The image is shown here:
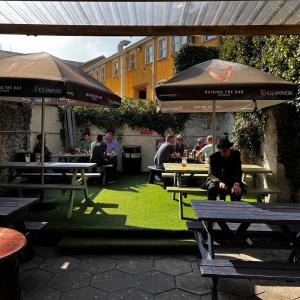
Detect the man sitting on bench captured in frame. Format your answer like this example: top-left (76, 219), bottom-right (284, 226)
top-left (207, 134), bottom-right (246, 201)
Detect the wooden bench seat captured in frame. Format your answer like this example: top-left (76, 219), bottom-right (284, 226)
top-left (187, 220), bottom-right (300, 243)
top-left (19, 172), bottom-right (101, 178)
top-left (148, 166), bottom-right (164, 184)
top-left (199, 259), bottom-right (300, 299)
top-left (24, 221), bottom-right (48, 231)
top-left (162, 173), bottom-right (207, 178)
top-left (0, 183), bottom-right (84, 190)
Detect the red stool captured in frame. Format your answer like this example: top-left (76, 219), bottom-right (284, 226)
top-left (0, 227), bottom-right (26, 300)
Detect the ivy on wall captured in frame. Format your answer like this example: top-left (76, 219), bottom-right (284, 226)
top-left (59, 98), bottom-right (190, 137)
top-left (219, 35), bottom-right (300, 190)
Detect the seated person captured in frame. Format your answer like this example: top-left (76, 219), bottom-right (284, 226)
top-left (33, 133), bottom-right (52, 162)
top-left (154, 134), bottom-right (179, 169)
top-left (192, 137), bottom-right (206, 158)
top-left (207, 134), bottom-right (246, 201)
top-left (79, 132), bottom-right (92, 153)
top-left (105, 132), bottom-right (119, 179)
top-left (90, 134), bottom-right (108, 166)
top-left (175, 134), bottom-right (186, 157)
top-left (196, 135), bottom-right (216, 164)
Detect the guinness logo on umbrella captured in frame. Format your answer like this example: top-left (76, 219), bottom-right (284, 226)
top-left (206, 66), bottom-right (234, 82)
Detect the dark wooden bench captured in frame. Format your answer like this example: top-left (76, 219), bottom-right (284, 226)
top-left (199, 259), bottom-right (300, 300)
top-left (0, 183), bottom-right (84, 191)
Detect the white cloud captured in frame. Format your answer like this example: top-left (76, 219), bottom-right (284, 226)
top-left (0, 35), bottom-right (143, 62)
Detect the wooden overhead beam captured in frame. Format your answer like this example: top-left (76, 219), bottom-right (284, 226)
top-left (0, 24), bottom-right (299, 36)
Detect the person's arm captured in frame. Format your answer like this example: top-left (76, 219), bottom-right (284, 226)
top-left (196, 150), bottom-right (205, 163)
top-left (208, 155), bottom-right (221, 183)
top-left (232, 151), bottom-right (243, 195)
top-left (113, 140), bottom-right (119, 154)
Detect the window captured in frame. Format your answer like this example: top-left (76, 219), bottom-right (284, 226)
top-left (181, 36), bottom-right (188, 44)
top-left (113, 59), bottom-right (119, 77)
top-left (171, 36), bottom-right (181, 53)
top-left (145, 44), bottom-right (153, 64)
top-left (95, 70), bottom-right (99, 81)
top-left (100, 65), bottom-right (105, 81)
top-left (128, 53), bottom-right (136, 70)
top-left (158, 38), bottom-right (167, 59)
top-left (203, 35), bottom-right (216, 42)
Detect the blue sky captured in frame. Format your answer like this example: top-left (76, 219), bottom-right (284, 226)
top-left (0, 35), bottom-right (143, 62)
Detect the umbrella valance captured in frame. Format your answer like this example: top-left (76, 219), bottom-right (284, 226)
top-left (0, 52), bottom-right (121, 107)
top-left (156, 59), bottom-right (298, 113)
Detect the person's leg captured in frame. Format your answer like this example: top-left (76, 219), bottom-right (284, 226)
top-left (207, 182), bottom-right (218, 200)
top-left (219, 190), bottom-right (227, 201)
top-left (230, 192), bottom-right (242, 201)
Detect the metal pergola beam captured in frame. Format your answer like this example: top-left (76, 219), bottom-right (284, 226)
top-left (0, 24), bottom-right (299, 36)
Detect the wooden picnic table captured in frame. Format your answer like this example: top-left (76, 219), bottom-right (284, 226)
top-left (191, 200), bottom-right (300, 261)
top-left (0, 162), bottom-right (96, 218)
top-left (0, 197), bottom-right (39, 227)
top-left (190, 200), bottom-right (300, 299)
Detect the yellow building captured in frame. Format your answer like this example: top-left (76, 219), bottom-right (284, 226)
top-left (81, 36), bottom-right (217, 101)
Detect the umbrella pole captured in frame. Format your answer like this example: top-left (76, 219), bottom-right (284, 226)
top-left (41, 97), bottom-right (45, 184)
top-left (212, 100), bottom-right (216, 153)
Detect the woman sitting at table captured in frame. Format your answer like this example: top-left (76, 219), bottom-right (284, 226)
top-left (175, 135), bottom-right (187, 157)
top-left (207, 134), bottom-right (246, 201)
top-left (90, 134), bottom-right (108, 167)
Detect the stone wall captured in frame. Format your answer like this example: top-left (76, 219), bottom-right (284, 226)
top-left (261, 110), bottom-right (291, 202)
top-left (0, 101), bottom-right (32, 183)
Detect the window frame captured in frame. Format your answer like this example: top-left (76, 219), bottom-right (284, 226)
top-left (112, 59), bottom-right (119, 77)
top-left (145, 43), bottom-right (153, 64)
top-left (128, 52), bottom-right (136, 71)
top-left (99, 65), bottom-right (105, 81)
top-left (171, 36), bottom-right (181, 54)
top-left (158, 37), bottom-right (167, 60)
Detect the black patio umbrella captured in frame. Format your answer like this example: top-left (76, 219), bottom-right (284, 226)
top-left (156, 59), bottom-right (298, 149)
top-left (0, 52), bottom-right (121, 182)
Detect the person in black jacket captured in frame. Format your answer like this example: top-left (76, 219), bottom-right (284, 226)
top-left (207, 135), bottom-right (246, 201)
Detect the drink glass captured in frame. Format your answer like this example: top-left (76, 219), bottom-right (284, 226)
top-left (35, 153), bottom-right (41, 165)
top-left (181, 157), bottom-right (187, 167)
top-left (25, 153), bottom-right (30, 163)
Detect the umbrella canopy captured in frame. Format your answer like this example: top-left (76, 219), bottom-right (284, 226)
top-left (0, 52), bottom-right (121, 184)
top-left (0, 52), bottom-right (121, 107)
top-left (156, 59), bottom-right (298, 113)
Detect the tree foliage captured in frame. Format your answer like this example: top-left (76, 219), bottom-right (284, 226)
top-left (174, 44), bottom-right (219, 73)
top-left (219, 35), bottom-right (300, 188)
top-left (59, 98), bottom-right (190, 137)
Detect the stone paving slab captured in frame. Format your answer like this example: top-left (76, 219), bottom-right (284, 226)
top-left (20, 246), bottom-right (300, 300)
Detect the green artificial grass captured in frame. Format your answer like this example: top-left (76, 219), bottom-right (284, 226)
top-left (26, 174), bottom-right (205, 236)
top-left (26, 174), bottom-right (257, 251)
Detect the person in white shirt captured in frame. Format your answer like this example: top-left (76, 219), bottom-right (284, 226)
top-left (196, 135), bottom-right (216, 164)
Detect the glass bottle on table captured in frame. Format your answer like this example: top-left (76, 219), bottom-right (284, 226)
top-left (183, 149), bottom-right (188, 157)
top-left (111, 147), bottom-right (115, 155)
top-left (181, 156), bottom-right (187, 167)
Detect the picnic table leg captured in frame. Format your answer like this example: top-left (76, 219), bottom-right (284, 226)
top-left (212, 278), bottom-right (218, 300)
top-left (207, 222), bottom-right (215, 259)
top-left (80, 170), bottom-right (91, 202)
top-left (67, 169), bottom-right (78, 219)
top-left (177, 173), bottom-right (184, 219)
top-left (172, 172), bottom-right (178, 200)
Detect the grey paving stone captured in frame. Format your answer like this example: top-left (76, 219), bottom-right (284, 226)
top-left (20, 255), bottom-right (44, 271)
top-left (117, 257), bottom-right (154, 275)
top-left (80, 257), bottom-right (116, 274)
top-left (200, 291), bottom-right (244, 300)
top-left (155, 258), bottom-right (192, 275)
top-left (191, 261), bottom-right (200, 273)
top-left (48, 269), bottom-right (92, 292)
top-left (155, 289), bottom-right (201, 299)
top-left (218, 278), bottom-right (258, 298)
top-left (108, 288), bottom-right (154, 300)
top-left (61, 286), bottom-right (107, 300)
top-left (106, 255), bottom-right (132, 260)
top-left (40, 256), bottom-right (80, 273)
top-left (176, 272), bottom-right (211, 295)
top-left (72, 254), bottom-right (98, 259)
top-left (134, 271), bottom-right (175, 294)
top-left (34, 245), bottom-right (58, 258)
top-left (22, 286), bottom-right (61, 300)
top-left (20, 268), bottom-right (53, 291)
top-left (91, 270), bottom-right (133, 292)
top-left (239, 249), bottom-right (291, 262)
